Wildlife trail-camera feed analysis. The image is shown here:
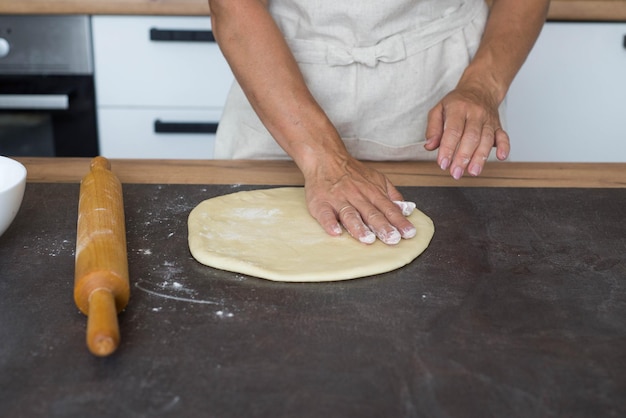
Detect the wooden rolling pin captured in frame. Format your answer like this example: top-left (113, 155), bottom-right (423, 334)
top-left (74, 156), bottom-right (130, 356)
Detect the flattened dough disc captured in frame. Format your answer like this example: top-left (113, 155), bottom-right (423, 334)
top-left (188, 187), bottom-right (434, 282)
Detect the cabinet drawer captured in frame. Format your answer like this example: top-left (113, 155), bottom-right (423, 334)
top-left (506, 22), bottom-right (626, 162)
top-left (98, 108), bottom-right (220, 159)
top-left (92, 16), bottom-right (233, 108)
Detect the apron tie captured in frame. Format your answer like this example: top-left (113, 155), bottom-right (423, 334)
top-left (283, 0), bottom-right (484, 68)
top-left (326, 35), bottom-right (407, 67)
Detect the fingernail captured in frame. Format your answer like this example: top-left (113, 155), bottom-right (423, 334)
top-left (440, 158), bottom-right (450, 171)
top-left (424, 136), bottom-right (437, 147)
top-left (380, 228), bottom-right (401, 245)
top-left (331, 224), bottom-right (343, 235)
top-left (469, 164), bottom-right (481, 176)
top-left (402, 226), bottom-right (417, 239)
top-left (393, 200), bottom-right (416, 216)
top-left (359, 230), bottom-right (377, 244)
top-left (452, 166), bottom-right (463, 180)
top-left (370, 227), bottom-right (402, 245)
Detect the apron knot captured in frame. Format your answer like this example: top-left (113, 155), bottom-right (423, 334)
top-left (326, 35), bottom-right (407, 67)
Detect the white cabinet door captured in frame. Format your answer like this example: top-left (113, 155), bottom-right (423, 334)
top-left (98, 108), bottom-right (221, 159)
top-left (92, 16), bottom-right (233, 108)
top-left (505, 22), bottom-right (626, 162)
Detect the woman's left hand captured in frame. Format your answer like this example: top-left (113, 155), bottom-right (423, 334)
top-left (422, 0), bottom-right (551, 179)
top-left (423, 82), bottom-right (510, 180)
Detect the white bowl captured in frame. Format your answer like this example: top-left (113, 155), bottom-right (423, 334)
top-left (0, 156), bottom-right (27, 237)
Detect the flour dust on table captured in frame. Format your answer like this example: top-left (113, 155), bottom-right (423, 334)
top-left (187, 187), bottom-right (434, 282)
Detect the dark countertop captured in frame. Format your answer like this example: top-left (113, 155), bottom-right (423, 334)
top-left (1, 182), bottom-right (625, 417)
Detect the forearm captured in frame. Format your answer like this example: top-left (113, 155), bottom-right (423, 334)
top-left (208, 0), bottom-right (347, 173)
top-left (459, 0), bottom-right (550, 102)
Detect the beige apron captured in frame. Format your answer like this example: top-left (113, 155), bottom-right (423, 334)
top-left (215, 0), bottom-right (489, 161)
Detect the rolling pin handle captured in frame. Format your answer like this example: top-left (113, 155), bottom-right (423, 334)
top-left (86, 288), bottom-right (120, 357)
top-left (90, 156), bottom-right (111, 171)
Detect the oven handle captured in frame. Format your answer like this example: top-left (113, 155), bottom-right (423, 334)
top-left (0, 94), bottom-right (70, 110)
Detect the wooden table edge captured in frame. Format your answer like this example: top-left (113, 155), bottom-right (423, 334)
top-left (14, 158), bottom-right (626, 188)
top-left (2, 1), bottom-right (626, 22)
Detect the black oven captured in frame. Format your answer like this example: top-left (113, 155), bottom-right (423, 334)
top-left (0, 15), bottom-right (99, 157)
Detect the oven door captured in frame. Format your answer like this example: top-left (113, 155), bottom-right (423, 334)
top-left (0, 75), bottom-right (99, 157)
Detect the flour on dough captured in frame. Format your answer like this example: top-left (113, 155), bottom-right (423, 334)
top-left (188, 187), bottom-right (434, 282)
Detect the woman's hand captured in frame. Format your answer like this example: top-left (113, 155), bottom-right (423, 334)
top-left (302, 154), bottom-right (417, 245)
top-left (424, 0), bottom-right (550, 180)
top-left (424, 82), bottom-right (510, 179)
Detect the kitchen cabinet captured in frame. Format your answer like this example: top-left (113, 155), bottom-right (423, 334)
top-left (97, 108), bottom-right (223, 159)
top-left (92, 16), bottom-right (233, 159)
top-left (505, 22), bottom-right (626, 162)
top-left (92, 19), bottom-right (626, 161)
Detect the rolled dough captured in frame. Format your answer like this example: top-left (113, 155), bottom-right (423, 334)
top-left (188, 187), bottom-right (434, 282)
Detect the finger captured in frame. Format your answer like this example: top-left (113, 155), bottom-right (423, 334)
top-left (310, 201), bottom-right (343, 237)
top-left (384, 177), bottom-right (404, 202)
top-left (437, 112), bottom-right (465, 172)
top-left (449, 116), bottom-right (484, 180)
top-left (424, 103), bottom-right (444, 150)
top-left (495, 128), bottom-right (511, 160)
top-left (361, 208), bottom-right (402, 245)
top-left (338, 205), bottom-right (377, 244)
top-left (467, 127), bottom-right (496, 177)
top-left (383, 178), bottom-right (416, 240)
top-left (366, 198), bottom-right (416, 242)
top-left (392, 201), bottom-right (417, 239)
top-left (393, 200), bottom-right (416, 216)
top-left (450, 113), bottom-right (493, 180)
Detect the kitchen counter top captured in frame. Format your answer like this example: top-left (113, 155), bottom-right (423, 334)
top-left (1, 158), bottom-right (625, 417)
top-left (13, 158), bottom-right (626, 187)
top-left (1, 0), bottom-right (626, 21)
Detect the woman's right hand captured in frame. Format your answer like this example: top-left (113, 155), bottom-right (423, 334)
top-left (301, 153), bottom-right (417, 245)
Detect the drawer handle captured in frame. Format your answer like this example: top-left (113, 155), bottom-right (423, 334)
top-left (0, 94), bottom-right (69, 110)
top-left (154, 120), bottom-right (219, 134)
top-left (150, 28), bottom-right (216, 43)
